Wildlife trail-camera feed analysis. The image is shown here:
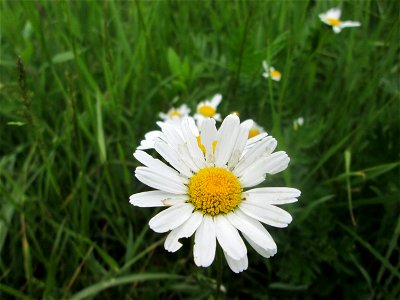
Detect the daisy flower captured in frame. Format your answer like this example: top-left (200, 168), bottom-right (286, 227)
top-left (319, 8), bottom-right (361, 34)
top-left (262, 61), bottom-right (282, 82)
top-left (194, 94), bottom-right (222, 126)
top-left (248, 121), bottom-right (265, 139)
top-left (159, 104), bottom-right (191, 125)
top-left (293, 117), bottom-right (304, 131)
top-left (130, 114), bottom-right (300, 273)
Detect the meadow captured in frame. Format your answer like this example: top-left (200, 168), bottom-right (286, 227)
top-left (1, 1), bottom-right (399, 299)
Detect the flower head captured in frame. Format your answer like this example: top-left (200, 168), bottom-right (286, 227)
top-left (159, 104), bottom-right (191, 124)
top-left (293, 117), bottom-right (304, 131)
top-left (194, 94), bottom-right (222, 126)
top-left (130, 115), bottom-right (300, 273)
top-left (319, 8), bottom-right (361, 34)
top-left (262, 61), bottom-right (282, 82)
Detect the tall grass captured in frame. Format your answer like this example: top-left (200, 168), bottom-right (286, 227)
top-left (1, 1), bottom-right (399, 299)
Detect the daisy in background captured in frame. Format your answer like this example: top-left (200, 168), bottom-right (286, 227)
top-left (262, 61), bottom-right (282, 82)
top-left (319, 8), bottom-right (361, 34)
top-left (138, 104), bottom-right (191, 150)
top-left (248, 121), bottom-right (266, 139)
top-left (293, 117), bottom-right (304, 131)
top-left (130, 114), bottom-right (300, 273)
top-left (194, 94), bottom-right (222, 126)
top-left (159, 104), bottom-right (191, 125)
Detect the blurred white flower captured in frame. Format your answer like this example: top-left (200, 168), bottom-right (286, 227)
top-left (293, 117), bottom-right (304, 131)
top-left (194, 94), bottom-right (222, 126)
top-left (262, 61), bottom-right (282, 82)
top-left (319, 8), bottom-right (361, 34)
top-left (130, 115), bottom-right (300, 273)
top-left (159, 104), bottom-right (191, 124)
top-left (248, 121), bottom-right (265, 139)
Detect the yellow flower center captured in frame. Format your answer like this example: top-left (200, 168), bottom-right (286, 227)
top-left (168, 110), bottom-right (182, 118)
top-left (248, 128), bottom-right (260, 138)
top-left (326, 18), bottom-right (341, 26)
top-left (196, 136), bottom-right (217, 155)
top-left (198, 105), bottom-right (216, 117)
top-left (188, 167), bottom-right (242, 216)
top-left (270, 70), bottom-right (281, 79)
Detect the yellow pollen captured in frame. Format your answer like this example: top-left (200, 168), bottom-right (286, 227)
top-left (248, 128), bottom-right (260, 138)
top-left (270, 70), bottom-right (281, 79)
top-left (198, 105), bottom-right (216, 117)
top-left (188, 167), bottom-right (242, 216)
top-left (168, 110), bottom-right (182, 118)
top-left (326, 18), bottom-right (341, 26)
top-left (230, 111), bottom-right (240, 116)
top-left (196, 136), bottom-right (217, 155)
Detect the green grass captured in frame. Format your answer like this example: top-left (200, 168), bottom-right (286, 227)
top-left (1, 0), bottom-right (399, 299)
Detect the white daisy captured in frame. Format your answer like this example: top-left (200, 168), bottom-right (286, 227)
top-left (262, 61), bottom-right (282, 82)
top-left (293, 117), bottom-right (304, 131)
top-left (130, 115), bottom-right (300, 273)
top-left (319, 8), bottom-right (361, 34)
top-left (194, 94), bottom-right (222, 126)
top-left (159, 104), bottom-right (191, 125)
top-left (248, 121), bottom-right (266, 139)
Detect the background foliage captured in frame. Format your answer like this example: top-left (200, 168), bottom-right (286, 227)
top-left (1, 1), bottom-right (399, 299)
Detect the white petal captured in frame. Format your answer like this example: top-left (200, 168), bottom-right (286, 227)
top-left (244, 132), bottom-right (269, 150)
top-left (149, 203), bottom-right (194, 233)
top-left (223, 251), bottom-right (248, 273)
top-left (263, 151), bottom-right (290, 174)
top-left (327, 7), bottom-right (341, 19)
top-left (262, 60), bottom-right (269, 71)
top-left (210, 94), bottom-right (222, 107)
top-left (214, 216), bottom-right (247, 260)
top-left (244, 187), bottom-right (301, 205)
top-left (228, 119), bottom-right (253, 169)
top-left (160, 123), bottom-right (199, 172)
top-left (135, 167), bottom-right (187, 194)
top-left (227, 209), bottom-right (277, 252)
top-left (134, 150), bottom-right (186, 182)
top-left (240, 202), bottom-right (293, 228)
top-left (129, 191), bottom-right (187, 207)
top-left (194, 215), bottom-right (216, 267)
top-left (187, 116), bottom-right (199, 136)
top-left (242, 233), bottom-right (277, 258)
top-left (234, 136), bottom-right (277, 177)
top-left (164, 211), bottom-right (203, 252)
top-left (181, 117), bottom-right (206, 169)
top-left (154, 142), bottom-right (192, 177)
top-left (333, 26), bottom-right (342, 34)
top-left (215, 115), bottom-right (240, 167)
top-left (200, 118), bottom-right (218, 162)
top-left (340, 21), bottom-right (361, 28)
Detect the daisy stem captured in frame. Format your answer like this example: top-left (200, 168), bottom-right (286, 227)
top-left (215, 246), bottom-right (223, 299)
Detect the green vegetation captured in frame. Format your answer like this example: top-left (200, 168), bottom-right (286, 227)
top-left (1, 1), bottom-right (399, 299)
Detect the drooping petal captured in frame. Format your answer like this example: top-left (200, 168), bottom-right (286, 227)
top-left (149, 203), bottom-right (194, 233)
top-left (214, 215), bottom-right (247, 260)
top-left (135, 167), bottom-right (187, 194)
top-left (129, 191), bottom-right (187, 207)
top-left (223, 251), bottom-right (248, 273)
top-left (215, 115), bottom-right (240, 167)
top-left (164, 211), bottom-right (203, 252)
top-left (244, 187), bottom-right (301, 205)
top-left (227, 209), bottom-right (277, 252)
top-left (240, 202), bottom-right (293, 228)
top-left (194, 215), bottom-right (216, 267)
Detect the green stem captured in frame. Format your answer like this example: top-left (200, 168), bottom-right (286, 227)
top-left (215, 247), bottom-right (223, 299)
